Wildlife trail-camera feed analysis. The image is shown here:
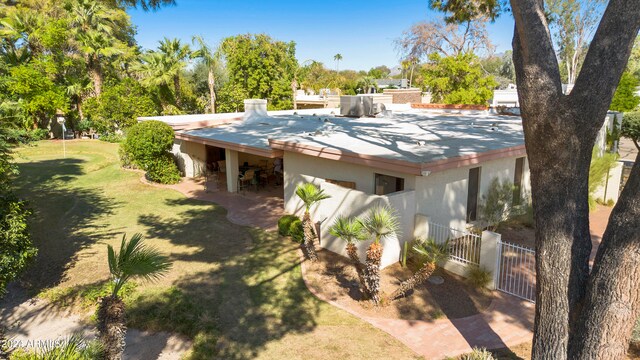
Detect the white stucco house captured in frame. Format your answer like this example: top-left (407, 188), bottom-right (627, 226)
top-left (139, 99), bottom-right (544, 268)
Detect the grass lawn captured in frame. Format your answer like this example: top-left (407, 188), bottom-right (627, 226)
top-left (10, 140), bottom-right (421, 359)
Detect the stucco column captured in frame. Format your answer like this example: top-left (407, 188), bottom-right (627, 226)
top-left (480, 230), bottom-right (502, 290)
top-left (225, 148), bottom-right (239, 193)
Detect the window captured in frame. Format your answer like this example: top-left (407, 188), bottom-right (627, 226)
top-left (467, 167), bottom-right (481, 222)
top-left (513, 157), bottom-right (525, 205)
top-left (374, 174), bottom-right (404, 195)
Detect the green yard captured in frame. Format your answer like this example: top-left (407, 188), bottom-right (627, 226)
top-left (11, 140), bottom-right (419, 359)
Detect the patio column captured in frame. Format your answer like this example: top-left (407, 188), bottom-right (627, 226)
top-left (225, 148), bottom-right (239, 192)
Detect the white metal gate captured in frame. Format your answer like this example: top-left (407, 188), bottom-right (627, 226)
top-left (428, 222), bottom-right (482, 266)
top-left (496, 241), bottom-right (536, 302)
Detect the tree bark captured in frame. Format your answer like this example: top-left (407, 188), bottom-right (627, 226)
top-left (364, 242), bottom-right (383, 305)
top-left (173, 74), bottom-right (181, 104)
top-left (97, 295), bottom-right (126, 360)
top-left (88, 60), bottom-right (103, 97)
top-left (390, 262), bottom-right (436, 301)
top-left (509, 0), bottom-right (640, 359)
top-left (302, 212), bottom-right (317, 261)
top-left (208, 70), bottom-right (216, 113)
top-left (346, 243), bottom-right (368, 298)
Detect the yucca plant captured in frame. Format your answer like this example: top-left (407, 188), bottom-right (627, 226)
top-left (359, 205), bottom-right (400, 305)
top-left (295, 183), bottom-right (331, 261)
top-left (98, 233), bottom-right (171, 360)
top-left (390, 238), bottom-right (449, 301)
top-left (329, 215), bottom-right (368, 297)
top-left (13, 335), bottom-right (102, 360)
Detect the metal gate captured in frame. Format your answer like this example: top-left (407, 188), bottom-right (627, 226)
top-left (496, 241), bottom-right (536, 302)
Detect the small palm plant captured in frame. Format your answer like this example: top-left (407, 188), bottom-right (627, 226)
top-left (359, 205), bottom-right (400, 305)
top-left (329, 215), bottom-right (368, 297)
top-left (390, 238), bottom-right (449, 301)
top-left (295, 183), bottom-right (331, 261)
top-left (98, 233), bottom-right (171, 360)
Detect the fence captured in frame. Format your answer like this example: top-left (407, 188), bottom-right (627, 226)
top-left (427, 222), bottom-right (482, 266)
top-left (496, 241), bottom-right (536, 302)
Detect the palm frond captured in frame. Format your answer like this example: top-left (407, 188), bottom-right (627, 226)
top-left (413, 238), bottom-right (450, 264)
top-left (329, 215), bottom-right (366, 244)
top-left (295, 183), bottom-right (331, 210)
top-left (360, 205), bottom-right (400, 242)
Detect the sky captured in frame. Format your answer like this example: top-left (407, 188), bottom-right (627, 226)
top-left (129, 0), bottom-right (516, 71)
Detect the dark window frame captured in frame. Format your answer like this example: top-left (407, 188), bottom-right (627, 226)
top-left (374, 173), bottom-right (405, 195)
top-left (467, 167), bottom-right (481, 222)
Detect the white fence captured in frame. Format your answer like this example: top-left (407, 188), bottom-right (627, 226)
top-left (427, 222), bottom-right (481, 266)
top-left (496, 241), bottom-right (536, 302)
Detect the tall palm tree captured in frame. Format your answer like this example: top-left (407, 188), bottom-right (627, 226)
top-left (329, 215), bottom-right (368, 297)
top-left (360, 205), bottom-right (400, 305)
top-left (98, 233), bottom-right (171, 360)
top-left (192, 35), bottom-right (220, 113)
top-left (390, 239), bottom-right (449, 301)
top-left (295, 183), bottom-right (331, 261)
top-left (157, 37), bottom-right (191, 99)
top-left (69, 0), bottom-right (124, 97)
top-left (333, 53), bottom-right (343, 72)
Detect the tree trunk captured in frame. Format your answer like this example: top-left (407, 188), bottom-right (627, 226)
top-left (346, 243), bottom-right (368, 298)
top-left (208, 70), bottom-right (216, 113)
top-left (97, 295), bottom-right (127, 360)
top-left (302, 211), bottom-right (317, 261)
top-left (390, 262), bottom-right (436, 301)
top-left (89, 62), bottom-right (103, 97)
top-left (174, 75), bottom-right (181, 104)
top-left (364, 242), bottom-right (383, 305)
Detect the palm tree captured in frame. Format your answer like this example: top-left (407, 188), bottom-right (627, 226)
top-left (98, 233), bottom-right (171, 360)
top-left (157, 37), bottom-right (191, 100)
top-left (329, 215), bottom-right (368, 297)
top-left (192, 35), bottom-right (220, 113)
top-left (360, 205), bottom-right (400, 305)
top-left (334, 53), bottom-right (343, 72)
top-left (390, 239), bottom-right (449, 301)
top-left (295, 183), bottom-right (331, 261)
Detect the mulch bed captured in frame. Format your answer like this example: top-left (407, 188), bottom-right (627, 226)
top-left (303, 249), bottom-right (493, 321)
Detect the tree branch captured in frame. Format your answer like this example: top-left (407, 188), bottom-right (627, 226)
top-left (571, 0), bottom-right (640, 124)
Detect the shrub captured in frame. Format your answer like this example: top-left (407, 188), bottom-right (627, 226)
top-left (3, 128), bottom-right (49, 144)
top-left (99, 133), bottom-right (125, 143)
top-left (118, 146), bottom-right (135, 169)
top-left (460, 348), bottom-right (495, 360)
top-left (123, 120), bottom-right (174, 170)
top-left (622, 111), bottom-right (640, 146)
top-left (289, 219), bottom-right (304, 243)
top-left (479, 177), bottom-right (515, 231)
top-left (145, 154), bottom-right (181, 184)
top-left (466, 265), bottom-right (492, 289)
top-left (277, 215), bottom-right (299, 236)
top-left (588, 150), bottom-right (618, 210)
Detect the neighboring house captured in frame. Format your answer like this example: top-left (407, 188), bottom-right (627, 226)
top-left (375, 79), bottom-right (408, 89)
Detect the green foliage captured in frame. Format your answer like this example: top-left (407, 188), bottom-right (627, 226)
top-left (2, 128), bottom-right (48, 144)
top-left (610, 72), bottom-right (640, 112)
top-left (145, 154), bottom-right (181, 184)
top-left (460, 347), bottom-right (496, 360)
top-left (122, 120), bottom-right (174, 170)
top-left (588, 150), bottom-right (618, 210)
top-left (277, 214), bottom-right (300, 236)
top-left (329, 215), bottom-right (366, 244)
top-left (99, 133), bottom-right (125, 143)
top-left (412, 238), bottom-right (450, 265)
top-left (622, 111), bottom-right (640, 149)
top-left (359, 205), bottom-right (400, 244)
top-left (423, 52), bottom-right (497, 105)
top-left (295, 183), bottom-right (331, 213)
top-left (10, 335), bottom-right (103, 360)
top-left (289, 219), bottom-right (304, 243)
top-left (219, 33), bottom-right (297, 110)
top-left (107, 233), bottom-right (171, 297)
top-left (479, 177), bottom-right (515, 230)
top-left (83, 78), bottom-right (159, 134)
top-left (466, 265), bottom-right (492, 289)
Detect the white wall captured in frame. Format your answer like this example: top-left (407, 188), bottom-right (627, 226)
top-left (172, 140), bottom-right (206, 177)
top-left (414, 156), bottom-right (530, 230)
top-left (593, 161), bottom-right (624, 204)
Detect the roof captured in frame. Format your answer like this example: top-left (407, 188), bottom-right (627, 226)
top-left (150, 105), bottom-right (526, 175)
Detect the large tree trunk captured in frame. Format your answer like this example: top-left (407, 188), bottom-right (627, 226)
top-left (390, 262), bottom-right (436, 301)
top-left (364, 242), bottom-right (383, 305)
top-left (97, 295), bottom-right (127, 360)
top-left (302, 211), bottom-right (317, 261)
top-left (88, 60), bottom-right (103, 97)
top-left (508, 0), bottom-right (640, 359)
top-left (208, 70), bottom-right (216, 113)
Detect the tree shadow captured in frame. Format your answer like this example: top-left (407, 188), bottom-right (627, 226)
top-left (131, 198), bottom-right (321, 359)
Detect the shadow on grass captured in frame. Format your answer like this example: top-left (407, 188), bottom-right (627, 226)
top-left (131, 199), bottom-right (321, 359)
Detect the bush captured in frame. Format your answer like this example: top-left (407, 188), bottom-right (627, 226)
top-left (118, 146), bottom-right (135, 169)
top-left (289, 219), bottom-right (304, 243)
top-left (460, 348), bottom-right (495, 360)
top-left (479, 178), bottom-right (515, 231)
top-left (145, 154), bottom-right (181, 184)
top-left (278, 215), bottom-right (299, 236)
top-left (3, 128), bottom-right (49, 144)
top-left (99, 133), bottom-right (125, 143)
top-left (466, 265), bottom-right (492, 289)
top-left (123, 120), bottom-right (175, 170)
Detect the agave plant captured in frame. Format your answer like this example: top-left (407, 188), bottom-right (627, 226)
top-left (295, 183), bottom-right (331, 261)
top-left (359, 205), bottom-right (400, 305)
top-left (329, 215), bottom-right (368, 297)
top-left (390, 238), bottom-right (449, 301)
top-left (98, 233), bottom-right (171, 360)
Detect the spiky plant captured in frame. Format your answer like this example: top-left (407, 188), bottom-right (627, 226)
top-left (98, 233), bottom-right (171, 360)
top-left (17, 335), bottom-right (102, 360)
top-left (295, 183), bottom-right (331, 261)
top-left (329, 215), bottom-right (368, 297)
top-left (390, 238), bottom-right (449, 301)
top-left (359, 205), bottom-right (400, 305)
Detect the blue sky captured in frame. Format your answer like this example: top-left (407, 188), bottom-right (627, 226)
top-left (129, 0), bottom-right (516, 71)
